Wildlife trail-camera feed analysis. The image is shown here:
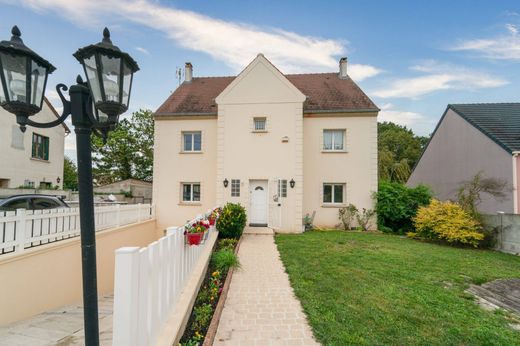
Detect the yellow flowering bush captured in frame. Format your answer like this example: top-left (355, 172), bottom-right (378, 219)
top-left (412, 199), bottom-right (484, 247)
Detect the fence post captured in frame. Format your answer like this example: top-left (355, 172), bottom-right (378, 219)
top-left (113, 247), bottom-right (140, 346)
top-left (137, 203), bottom-right (142, 223)
top-left (15, 209), bottom-right (27, 253)
top-left (116, 204), bottom-right (121, 228)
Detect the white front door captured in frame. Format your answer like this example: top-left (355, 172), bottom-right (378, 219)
top-left (249, 180), bottom-right (268, 225)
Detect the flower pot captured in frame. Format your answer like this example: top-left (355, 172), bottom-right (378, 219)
top-left (186, 232), bottom-right (204, 245)
top-left (209, 218), bottom-right (216, 226)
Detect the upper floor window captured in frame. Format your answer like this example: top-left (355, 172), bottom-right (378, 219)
top-left (323, 183), bottom-right (344, 204)
top-left (253, 117), bottom-right (267, 132)
top-left (183, 131), bottom-right (202, 152)
top-left (323, 130), bottom-right (345, 151)
top-left (231, 179), bottom-right (240, 197)
top-left (182, 183), bottom-right (200, 202)
top-left (32, 133), bottom-right (49, 160)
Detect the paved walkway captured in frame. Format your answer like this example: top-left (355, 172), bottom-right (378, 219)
top-left (0, 295), bottom-right (114, 346)
top-left (214, 230), bottom-right (319, 346)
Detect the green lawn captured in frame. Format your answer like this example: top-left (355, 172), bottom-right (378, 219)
top-left (275, 231), bottom-right (520, 346)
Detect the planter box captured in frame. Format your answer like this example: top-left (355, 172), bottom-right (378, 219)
top-left (186, 232), bottom-right (204, 246)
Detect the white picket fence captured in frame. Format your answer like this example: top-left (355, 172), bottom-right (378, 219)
top-left (0, 204), bottom-right (155, 255)
top-left (113, 213), bottom-right (217, 346)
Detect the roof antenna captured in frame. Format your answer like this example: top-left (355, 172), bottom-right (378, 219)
top-left (175, 67), bottom-right (183, 86)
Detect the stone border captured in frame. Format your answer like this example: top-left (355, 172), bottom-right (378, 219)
top-left (202, 235), bottom-right (243, 346)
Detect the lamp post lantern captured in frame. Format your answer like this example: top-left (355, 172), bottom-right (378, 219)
top-left (0, 26), bottom-right (139, 346)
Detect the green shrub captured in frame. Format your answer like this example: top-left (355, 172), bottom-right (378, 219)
top-left (189, 303), bottom-right (213, 334)
top-left (211, 248), bottom-right (240, 272)
top-left (216, 203), bottom-right (247, 239)
top-left (376, 181), bottom-right (432, 234)
top-left (412, 199), bottom-right (484, 247)
top-left (217, 238), bottom-right (238, 251)
top-left (356, 208), bottom-right (376, 231)
top-left (338, 204), bottom-right (358, 230)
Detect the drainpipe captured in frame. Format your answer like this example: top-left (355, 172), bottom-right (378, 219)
top-left (513, 152), bottom-right (520, 214)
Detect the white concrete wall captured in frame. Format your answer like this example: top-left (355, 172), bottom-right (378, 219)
top-left (0, 100), bottom-right (66, 189)
top-left (303, 114), bottom-right (378, 228)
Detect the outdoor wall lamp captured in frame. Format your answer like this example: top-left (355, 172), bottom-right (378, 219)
top-left (0, 26), bottom-right (139, 346)
top-left (290, 179), bottom-right (295, 188)
top-left (223, 178), bottom-right (229, 188)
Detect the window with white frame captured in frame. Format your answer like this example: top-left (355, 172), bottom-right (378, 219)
top-left (231, 179), bottom-right (240, 197)
top-left (278, 179), bottom-right (287, 198)
top-left (182, 183), bottom-right (201, 202)
top-left (253, 117), bottom-right (267, 131)
top-left (323, 183), bottom-right (344, 204)
top-left (323, 129), bottom-right (345, 151)
top-left (182, 131), bottom-right (202, 152)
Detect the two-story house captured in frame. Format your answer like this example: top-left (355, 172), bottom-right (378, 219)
top-left (153, 54), bottom-right (378, 232)
top-left (0, 98), bottom-right (69, 189)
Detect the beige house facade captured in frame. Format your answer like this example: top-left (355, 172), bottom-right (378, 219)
top-left (153, 55), bottom-right (378, 232)
top-left (0, 98), bottom-right (68, 189)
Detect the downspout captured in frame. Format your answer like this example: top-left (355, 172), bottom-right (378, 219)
top-left (513, 152), bottom-right (520, 214)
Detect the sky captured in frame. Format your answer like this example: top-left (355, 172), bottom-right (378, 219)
top-left (0, 0), bottom-right (519, 160)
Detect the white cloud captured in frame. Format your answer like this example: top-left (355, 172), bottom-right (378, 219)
top-left (378, 103), bottom-right (425, 127)
top-left (451, 23), bottom-right (520, 61)
top-left (4, 0), bottom-right (381, 80)
top-left (135, 46), bottom-right (150, 55)
top-left (372, 61), bottom-right (507, 99)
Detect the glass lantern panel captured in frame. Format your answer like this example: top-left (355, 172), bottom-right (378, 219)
top-left (83, 55), bottom-right (102, 103)
top-left (122, 60), bottom-right (132, 107)
top-left (30, 61), bottom-right (47, 108)
top-left (0, 75), bottom-right (5, 103)
top-left (100, 55), bottom-right (121, 103)
top-left (0, 52), bottom-right (27, 103)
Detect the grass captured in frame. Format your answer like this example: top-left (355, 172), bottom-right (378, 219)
top-left (275, 231), bottom-right (520, 346)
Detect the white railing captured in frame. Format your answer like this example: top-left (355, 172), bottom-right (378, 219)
top-left (0, 204), bottom-right (155, 255)
top-left (113, 212), bottom-right (217, 346)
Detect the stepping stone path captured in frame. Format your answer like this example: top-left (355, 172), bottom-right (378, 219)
top-left (468, 278), bottom-right (520, 315)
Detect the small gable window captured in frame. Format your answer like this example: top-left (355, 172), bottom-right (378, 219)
top-left (253, 117), bottom-right (267, 132)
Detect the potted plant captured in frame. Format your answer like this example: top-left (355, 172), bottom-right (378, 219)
top-left (208, 208), bottom-right (221, 227)
top-left (185, 221), bottom-right (208, 245)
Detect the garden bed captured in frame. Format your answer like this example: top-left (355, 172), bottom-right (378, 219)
top-left (179, 237), bottom-right (242, 346)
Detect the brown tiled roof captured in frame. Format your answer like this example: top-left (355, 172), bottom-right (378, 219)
top-left (155, 73), bottom-right (378, 116)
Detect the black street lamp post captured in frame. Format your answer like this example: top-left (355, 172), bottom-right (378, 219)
top-left (0, 26), bottom-right (139, 346)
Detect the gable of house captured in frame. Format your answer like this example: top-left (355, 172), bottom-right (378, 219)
top-left (408, 104), bottom-right (519, 214)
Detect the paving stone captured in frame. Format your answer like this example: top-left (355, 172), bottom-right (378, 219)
top-left (214, 231), bottom-right (319, 345)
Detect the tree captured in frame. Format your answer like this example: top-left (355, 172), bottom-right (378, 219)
top-left (457, 172), bottom-right (509, 220)
top-left (63, 156), bottom-right (78, 190)
top-left (378, 122), bottom-right (428, 183)
top-left (91, 109), bottom-right (154, 185)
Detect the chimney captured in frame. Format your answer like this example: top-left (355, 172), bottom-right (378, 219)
top-left (339, 57), bottom-right (348, 79)
top-left (185, 62), bottom-right (193, 82)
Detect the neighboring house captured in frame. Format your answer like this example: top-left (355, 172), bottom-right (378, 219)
top-left (408, 103), bottom-right (520, 214)
top-left (0, 98), bottom-right (69, 189)
top-left (153, 54), bottom-right (379, 232)
top-left (93, 178), bottom-right (153, 203)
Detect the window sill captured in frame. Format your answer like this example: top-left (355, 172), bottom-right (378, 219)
top-left (322, 203), bottom-right (346, 208)
top-left (30, 157), bottom-right (50, 163)
top-left (251, 130), bottom-right (268, 133)
top-left (321, 150), bottom-right (348, 153)
top-left (179, 151), bottom-right (203, 154)
top-left (179, 202), bottom-right (202, 206)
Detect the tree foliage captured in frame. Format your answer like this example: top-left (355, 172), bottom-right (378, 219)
top-left (378, 122), bottom-right (428, 183)
top-left (375, 181), bottom-right (432, 234)
top-left (91, 109), bottom-right (154, 185)
top-left (63, 156), bottom-right (78, 191)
